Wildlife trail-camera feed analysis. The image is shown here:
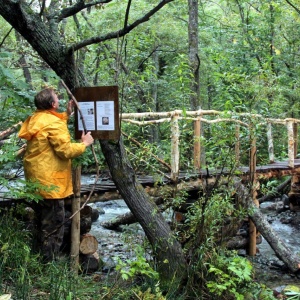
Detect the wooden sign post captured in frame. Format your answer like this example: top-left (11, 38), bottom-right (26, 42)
top-left (74, 86), bottom-right (120, 140)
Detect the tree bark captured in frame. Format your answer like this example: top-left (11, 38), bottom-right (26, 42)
top-left (100, 138), bottom-right (187, 281)
top-left (188, 0), bottom-right (200, 111)
top-left (234, 178), bottom-right (300, 273)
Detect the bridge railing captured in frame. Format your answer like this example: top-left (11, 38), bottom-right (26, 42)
top-left (121, 110), bottom-right (300, 181)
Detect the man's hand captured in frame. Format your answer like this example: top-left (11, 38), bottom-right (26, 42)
top-left (81, 131), bottom-right (94, 147)
top-left (66, 100), bottom-right (75, 116)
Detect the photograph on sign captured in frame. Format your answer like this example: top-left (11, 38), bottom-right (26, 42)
top-left (96, 101), bottom-right (115, 131)
top-left (77, 101), bottom-right (95, 131)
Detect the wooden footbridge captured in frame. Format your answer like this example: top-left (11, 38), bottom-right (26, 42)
top-left (1, 109), bottom-right (300, 256)
top-left (2, 109), bottom-right (300, 204)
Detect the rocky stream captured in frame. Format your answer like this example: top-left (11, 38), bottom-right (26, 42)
top-left (88, 196), bottom-right (300, 296)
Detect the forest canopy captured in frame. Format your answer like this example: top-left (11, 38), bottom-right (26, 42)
top-left (1, 0), bottom-right (300, 127)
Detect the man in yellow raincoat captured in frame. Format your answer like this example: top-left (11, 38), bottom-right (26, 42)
top-left (19, 87), bottom-right (94, 262)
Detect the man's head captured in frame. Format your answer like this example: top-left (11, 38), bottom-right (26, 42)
top-left (34, 88), bottom-right (59, 111)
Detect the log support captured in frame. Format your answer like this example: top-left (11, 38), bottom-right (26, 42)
top-left (288, 174), bottom-right (300, 211)
top-left (287, 122), bottom-right (300, 211)
top-left (249, 128), bottom-right (259, 256)
top-left (71, 166), bottom-right (81, 273)
top-left (193, 116), bottom-right (201, 169)
top-left (171, 111), bottom-right (180, 181)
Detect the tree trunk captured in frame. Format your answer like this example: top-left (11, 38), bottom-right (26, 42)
top-left (100, 138), bottom-right (187, 281)
top-left (188, 0), bottom-right (200, 111)
top-left (234, 178), bottom-right (300, 273)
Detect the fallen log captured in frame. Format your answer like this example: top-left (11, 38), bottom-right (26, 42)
top-left (101, 197), bottom-right (164, 229)
top-left (258, 177), bottom-right (291, 204)
top-left (101, 210), bottom-right (136, 229)
top-left (79, 233), bottom-right (98, 255)
top-left (234, 178), bottom-right (300, 273)
top-left (226, 234), bottom-right (262, 250)
top-left (80, 251), bottom-right (102, 274)
top-left (0, 121), bottom-right (22, 141)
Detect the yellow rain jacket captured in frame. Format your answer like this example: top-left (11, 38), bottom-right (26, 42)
top-left (18, 110), bottom-right (86, 199)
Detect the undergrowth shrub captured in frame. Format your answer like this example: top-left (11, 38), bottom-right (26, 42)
top-left (0, 210), bottom-right (87, 299)
top-left (0, 210), bottom-right (38, 299)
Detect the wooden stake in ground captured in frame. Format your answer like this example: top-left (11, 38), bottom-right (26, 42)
top-left (70, 166), bottom-right (81, 273)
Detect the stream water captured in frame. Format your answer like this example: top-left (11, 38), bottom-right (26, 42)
top-left (89, 200), bottom-right (143, 270)
top-left (89, 198), bottom-right (300, 288)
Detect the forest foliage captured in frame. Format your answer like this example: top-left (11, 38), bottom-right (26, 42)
top-left (1, 0), bottom-right (299, 172)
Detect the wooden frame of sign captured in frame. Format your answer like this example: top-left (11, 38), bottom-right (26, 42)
top-left (74, 86), bottom-right (120, 140)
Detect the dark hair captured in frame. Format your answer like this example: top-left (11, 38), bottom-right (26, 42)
top-left (34, 88), bottom-right (55, 110)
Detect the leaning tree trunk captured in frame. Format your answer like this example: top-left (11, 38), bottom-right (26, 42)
top-left (0, 0), bottom-right (187, 283)
top-left (100, 138), bottom-right (187, 281)
top-left (234, 178), bottom-right (300, 273)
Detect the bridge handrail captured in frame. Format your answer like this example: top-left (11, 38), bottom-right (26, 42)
top-left (120, 110), bottom-right (300, 180)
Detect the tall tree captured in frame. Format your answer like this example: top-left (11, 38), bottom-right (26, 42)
top-left (188, 0), bottom-right (200, 110)
top-left (0, 0), bottom-right (187, 283)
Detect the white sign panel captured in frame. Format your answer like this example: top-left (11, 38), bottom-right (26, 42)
top-left (77, 101), bottom-right (95, 131)
top-left (96, 101), bottom-right (115, 131)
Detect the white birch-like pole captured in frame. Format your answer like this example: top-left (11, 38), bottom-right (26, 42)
top-left (287, 121), bottom-right (295, 168)
top-left (193, 116), bottom-right (201, 169)
top-left (235, 125), bottom-right (240, 166)
top-left (170, 111), bottom-right (180, 181)
top-left (267, 122), bottom-right (274, 163)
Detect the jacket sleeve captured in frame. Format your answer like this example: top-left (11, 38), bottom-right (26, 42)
top-left (47, 119), bottom-right (86, 159)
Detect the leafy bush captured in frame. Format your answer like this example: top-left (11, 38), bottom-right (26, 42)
top-left (206, 251), bottom-right (276, 300)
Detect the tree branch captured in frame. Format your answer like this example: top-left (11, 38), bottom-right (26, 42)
top-left (67, 0), bottom-right (174, 52)
top-left (0, 26), bottom-right (13, 47)
top-left (124, 0), bottom-right (132, 29)
top-left (55, 0), bottom-right (111, 21)
top-left (285, 0), bottom-right (300, 14)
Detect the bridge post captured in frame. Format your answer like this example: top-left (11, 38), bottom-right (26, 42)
top-left (288, 122), bottom-right (300, 211)
top-left (294, 123), bottom-right (298, 158)
top-left (193, 116), bottom-right (201, 169)
top-left (249, 132), bottom-right (259, 256)
top-left (287, 121), bottom-right (295, 168)
top-left (235, 125), bottom-right (240, 166)
top-left (267, 122), bottom-right (274, 163)
top-left (171, 111), bottom-right (180, 181)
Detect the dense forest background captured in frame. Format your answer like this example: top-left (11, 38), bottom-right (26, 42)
top-left (1, 1), bottom-right (300, 122)
top-left (1, 1), bottom-right (300, 299)
top-left (1, 0), bottom-right (300, 172)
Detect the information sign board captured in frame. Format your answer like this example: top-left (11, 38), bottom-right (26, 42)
top-left (74, 86), bottom-right (120, 140)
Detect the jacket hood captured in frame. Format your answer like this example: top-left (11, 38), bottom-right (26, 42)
top-left (18, 110), bottom-right (68, 141)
